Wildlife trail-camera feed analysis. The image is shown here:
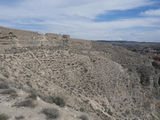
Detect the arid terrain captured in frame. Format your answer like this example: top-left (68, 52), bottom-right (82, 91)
top-left (0, 26), bottom-right (160, 120)
top-left (105, 41), bottom-right (160, 70)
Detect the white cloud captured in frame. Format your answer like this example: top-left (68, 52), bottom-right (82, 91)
top-left (65, 0), bottom-right (152, 19)
top-left (37, 17), bottom-right (160, 41)
top-left (0, 0), bottom-right (153, 19)
top-left (0, 0), bottom-right (159, 42)
top-left (141, 9), bottom-right (160, 16)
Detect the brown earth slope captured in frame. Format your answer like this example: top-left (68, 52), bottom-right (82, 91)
top-left (0, 26), bottom-right (160, 120)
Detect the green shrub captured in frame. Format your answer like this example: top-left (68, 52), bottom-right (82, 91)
top-left (0, 114), bottom-right (9, 120)
top-left (39, 95), bottom-right (66, 107)
top-left (42, 108), bottom-right (59, 119)
top-left (50, 96), bottom-right (66, 107)
top-left (152, 61), bottom-right (160, 69)
top-left (153, 56), bottom-right (160, 61)
top-left (79, 115), bottom-right (89, 120)
top-left (15, 116), bottom-right (24, 120)
top-left (0, 83), bottom-right (9, 89)
top-left (26, 93), bottom-right (37, 100)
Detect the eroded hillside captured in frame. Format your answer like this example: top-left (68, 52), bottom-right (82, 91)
top-left (0, 26), bottom-right (159, 120)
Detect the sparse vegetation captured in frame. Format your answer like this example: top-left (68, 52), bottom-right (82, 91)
top-left (153, 56), bottom-right (160, 61)
top-left (0, 78), bottom-right (4, 82)
top-left (80, 107), bottom-right (85, 112)
top-left (152, 61), bottom-right (160, 69)
top-left (15, 92), bottom-right (37, 108)
top-left (15, 116), bottom-right (24, 120)
top-left (84, 68), bottom-right (88, 73)
top-left (0, 89), bottom-right (16, 95)
top-left (9, 93), bottom-right (18, 99)
top-left (26, 93), bottom-right (37, 100)
top-left (15, 99), bottom-right (36, 108)
top-left (3, 72), bottom-right (9, 78)
top-left (42, 108), bottom-right (59, 119)
top-left (107, 109), bottom-right (113, 115)
top-left (0, 83), bottom-right (9, 89)
top-left (79, 115), bottom-right (89, 120)
top-left (49, 96), bottom-right (66, 107)
top-left (0, 114), bottom-right (9, 120)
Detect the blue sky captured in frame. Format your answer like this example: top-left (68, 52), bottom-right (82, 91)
top-left (0, 0), bottom-right (160, 42)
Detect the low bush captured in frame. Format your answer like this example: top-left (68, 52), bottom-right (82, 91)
top-left (79, 115), bottom-right (89, 120)
top-left (26, 93), bottom-right (37, 100)
top-left (0, 114), bottom-right (9, 120)
top-left (44, 96), bottom-right (66, 107)
top-left (42, 108), bottom-right (59, 119)
top-left (51, 96), bottom-right (66, 107)
top-left (152, 61), bottom-right (160, 69)
top-left (15, 116), bottom-right (24, 120)
top-left (153, 56), bottom-right (160, 61)
top-left (15, 92), bottom-right (37, 108)
top-left (0, 83), bottom-right (9, 89)
top-left (0, 78), bottom-right (4, 82)
top-left (15, 99), bottom-right (36, 108)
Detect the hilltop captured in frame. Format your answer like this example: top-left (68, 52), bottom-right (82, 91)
top-left (0, 26), bottom-right (159, 120)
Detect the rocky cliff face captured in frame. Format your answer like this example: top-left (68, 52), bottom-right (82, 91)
top-left (0, 26), bottom-right (159, 120)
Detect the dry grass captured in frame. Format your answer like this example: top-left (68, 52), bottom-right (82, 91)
top-left (15, 99), bottom-right (36, 108)
top-left (9, 93), bottom-right (18, 99)
top-left (0, 89), bottom-right (16, 95)
top-left (15, 93), bottom-right (37, 108)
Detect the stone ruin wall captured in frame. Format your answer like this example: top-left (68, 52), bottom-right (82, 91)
top-left (0, 27), bottom-right (92, 53)
top-left (0, 26), bottom-right (92, 53)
